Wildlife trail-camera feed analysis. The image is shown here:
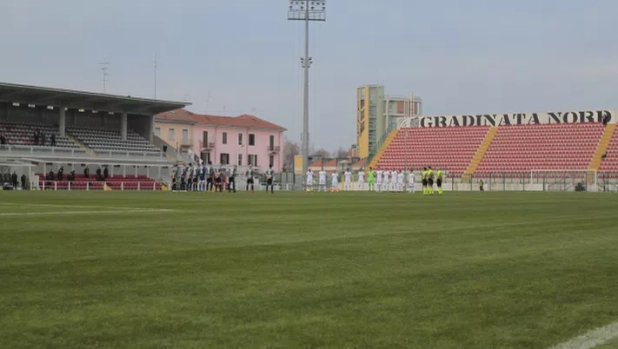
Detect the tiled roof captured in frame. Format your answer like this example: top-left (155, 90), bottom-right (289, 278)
top-left (353, 158), bottom-right (366, 168)
top-left (323, 159), bottom-right (337, 167)
top-left (309, 159), bottom-right (325, 167)
top-left (155, 109), bottom-right (196, 123)
top-left (156, 109), bottom-right (286, 131)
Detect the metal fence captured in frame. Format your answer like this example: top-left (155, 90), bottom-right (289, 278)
top-left (273, 171), bottom-right (618, 192)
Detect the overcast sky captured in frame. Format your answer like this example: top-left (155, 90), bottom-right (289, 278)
top-left (1, 0), bottom-right (617, 151)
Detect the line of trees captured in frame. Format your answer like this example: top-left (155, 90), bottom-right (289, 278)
top-left (283, 138), bottom-right (352, 170)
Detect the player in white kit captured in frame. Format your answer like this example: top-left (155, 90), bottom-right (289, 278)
top-left (344, 169), bottom-right (352, 191)
top-left (408, 170), bottom-right (415, 194)
top-left (376, 169), bottom-right (383, 192)
top-left (390, 170), bottom-right (397, 191)
top-left (398, 170), bottom-right (405, 192)
top-left (331, 172), bottom-right (339, 192)
top-left (318, 169), bottom-right (327, 192)
top-left (306, 169), bottom-right (314, 192)
top-left (383, 170), bottom-right (390, 192)
top-left (357, 169), bottom-right (365, 191)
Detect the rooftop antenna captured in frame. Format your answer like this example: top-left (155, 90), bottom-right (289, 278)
top-left (153, 53), bottom-right (158, 99)
top-left (98, 57), bottom-right (110, 93)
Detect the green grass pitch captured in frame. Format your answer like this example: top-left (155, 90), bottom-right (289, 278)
top-left (1, 191), bottom-right (618, 349)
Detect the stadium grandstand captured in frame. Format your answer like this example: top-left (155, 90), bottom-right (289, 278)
top-left (367, 109), bottom-right (618, 192)
top-left (0, 82), bottom-right (190, 191)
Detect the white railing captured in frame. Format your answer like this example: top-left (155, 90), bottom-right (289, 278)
top-left (0, 144), bottom-right (171, 161)
top-left (94, 150), bottom-right (167, 160)
top-left (0, 144), bottom-right (89, 157)
top-left (38, 181), bottom-right (161, 191)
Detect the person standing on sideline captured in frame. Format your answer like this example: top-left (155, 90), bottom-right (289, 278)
top-left (479, 179), bottom-right (484, 191)
top-left (427, 166), bottom-right (435, 195)
top-left (50, 133), bottom-right (56, 147)
top-left (318, 168), bottom-right (327, 192)
top-left (383, 170), bottom-right (390, 192)
top-left (422, 167), bottom-right (428, 195)
top-left (246, 165), bottom-right (255, 193)
top-left (330, 171), bottom-right (339, 192)
top-left (408, 170), bottom-right (415, 194)
top-left (198, 163), bottom-right (206, 191)
top-left (265, 165), bottom-right (275, 194)
top-left (436, 169), bottom-right (444, 195)
top-left (344, 168), bottom-right (352, 191)
top-left (357, 169), bottom-right (365, 191)
top-left (205, 161), bottom-right (213, 191)
top-left (306, 169), bottom-right (314, 192)
top-left (367, 167), bottom-right (375, 192)
top-left (376, 168), bottom-right (383, 192)
top-left (228, 165), bottom-right (238, 193)
top-left (398, 170), bottom-right (404, 192)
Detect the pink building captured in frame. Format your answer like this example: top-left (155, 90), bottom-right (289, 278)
top-left (155, 109), bottom-right (286, 171)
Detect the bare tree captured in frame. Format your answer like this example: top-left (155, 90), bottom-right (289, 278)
top-left (334, 147), bottom-right (351, 159)
top-left (312, 148), bottom-right (330, 159)
top-left (283, 138), bottom-right (300, 171)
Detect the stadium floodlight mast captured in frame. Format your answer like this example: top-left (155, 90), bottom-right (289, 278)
top-left (98, 57), bottom-right (110, 93)
top-left (288, 0), bottom-right (326, 176)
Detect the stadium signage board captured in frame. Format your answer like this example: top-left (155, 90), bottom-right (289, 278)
top-left (419, 110), bottom-right (614, 128)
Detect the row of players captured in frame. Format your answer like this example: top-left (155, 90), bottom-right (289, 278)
top-left (306, 167), bottom-right (444, 195)
top-left (171, 163), bottom-right (275, 193)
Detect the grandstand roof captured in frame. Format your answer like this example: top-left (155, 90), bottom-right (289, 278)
top-left (0, 82), bottom-right (190, 115)
top-left (156, 109), bottom-right (286, 131)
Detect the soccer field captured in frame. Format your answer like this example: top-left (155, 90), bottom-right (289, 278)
top-left (1, 191), bottom-right (618, 349)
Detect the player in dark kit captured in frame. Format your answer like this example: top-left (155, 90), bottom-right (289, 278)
top-left (228, 166), bottom-right (237, 193)
top-left (265, 165), bottom-right (275, 194)
top-left (206, 161), bottom-right (214, 191)
top-left (246, 165), bottom-right (255, 193)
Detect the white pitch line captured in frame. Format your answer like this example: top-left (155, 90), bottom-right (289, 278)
top-left (549, 321), bottom-right (618, 349)
top-left (0, 209), bottom-right (174, 217)
top-left (0, 203), bottom-right (173, 211)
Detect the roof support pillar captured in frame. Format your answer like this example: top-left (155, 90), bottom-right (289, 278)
top-left (147, 115), bottom-right (154, 142)
top-left (59, 107), bottom-right (66, 137)
top-left (121, 113), bottom-right (128, 141)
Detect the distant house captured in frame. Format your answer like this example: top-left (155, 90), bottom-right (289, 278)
top-left (155, 109), bottom-right (286, 171)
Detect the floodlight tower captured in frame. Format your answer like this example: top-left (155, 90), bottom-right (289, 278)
top-left (288, 0), bottom-right (326, 176)
top-left (99, 57), bottom-right (110, 93)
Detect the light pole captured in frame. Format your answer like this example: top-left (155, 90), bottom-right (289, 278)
top-left (288, 0), bottom-right (326, 176)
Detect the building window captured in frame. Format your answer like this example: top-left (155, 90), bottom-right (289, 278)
top-left (154, 127), bottom-right (161, 137)
top-left (222, 132), bottom-right (227, 145)
top-left (269, 135), bottom-right (274, 149)
top-left (220, 153), bottom-right (230, 165)
top-left (182, 129), bottom-right (189, 144)
top-left (201, 152), bottom-right (210, 164)
top-left (269, 155), bottom-right (274, 167)
top-left (238, 133), bottom-right (243, 145)
top-left (238, 154), bottom-right (243, 166)
top-left (168, 128), bottom-right (175, 141)
top-left (249, 133), bottom-right (255, 146)
top-left (248, 154), bottom-right (257, 166)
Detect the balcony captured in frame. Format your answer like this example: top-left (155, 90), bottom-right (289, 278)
top-left (267, 146), bottom-right (281, 153)
top-left (180, 139), bottom-right (192, 148)
top-left (200, 141), bottom-right (215, 150)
